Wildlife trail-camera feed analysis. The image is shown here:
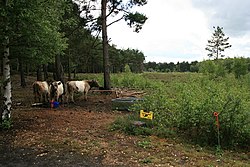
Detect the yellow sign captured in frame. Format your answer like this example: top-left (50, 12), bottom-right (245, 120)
top-left (140, 110), bottom-right (153, 120)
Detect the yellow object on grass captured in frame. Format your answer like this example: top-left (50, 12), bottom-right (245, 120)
top-left (140, 110), bottom-right (153, 120)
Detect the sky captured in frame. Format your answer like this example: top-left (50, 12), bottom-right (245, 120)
top-left (108, 0), bottom-right (250, 63)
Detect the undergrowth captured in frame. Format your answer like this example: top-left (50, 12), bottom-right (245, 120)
top-left (110, 73), bottom-right (250, 149)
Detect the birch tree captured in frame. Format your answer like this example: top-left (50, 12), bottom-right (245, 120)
top-left (2, 35), bottom-right (11, 121)
top-left (1, 0), bottom-right (11, 121)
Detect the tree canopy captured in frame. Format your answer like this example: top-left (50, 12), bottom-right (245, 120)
top-left (0, 0), bottom-right (68, 63)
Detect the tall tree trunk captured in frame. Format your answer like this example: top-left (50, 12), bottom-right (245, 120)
top-left (43, 64), bottom-right (48, 81)
top-left (1, 36), bottom-right (12, 121)
top-left (36, 65), bottom-right (42, 81)
top-left (18, 58), bottom-right (26, 88)
top-left (55, 55), bottom-right (64, 82)
top-left (16, 59), bottom-right (19, 71)
top-left (101, 0), bottom-right (111, 90)
top-left (25, 63), bottom-right (30, 76)
top-left (67, 56), bottom-right (71, 80)
top-left (0, 59), bottom-right (3, 76)
top-left (73, 69), bottom-right (76, 79)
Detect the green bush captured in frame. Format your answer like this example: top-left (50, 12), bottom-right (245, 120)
top-left (113, 74), bottom-right (250, 148)
top-left (172, 76), bottom-right (250, 147)
top-left (233, 57), bottom-right (248, 79)
top-left (0, 118), bottom-right (13, 130)
top-left (198, 60), bottom-right (227, 78)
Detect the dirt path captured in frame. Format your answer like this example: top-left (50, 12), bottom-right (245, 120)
top-left (0, 76), bottom-right (119, 166)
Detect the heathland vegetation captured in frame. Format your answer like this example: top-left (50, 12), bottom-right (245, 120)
top-left (110, 71), bottom-right (250, 149)
top-left (76, 59), bottom-right (250, 151)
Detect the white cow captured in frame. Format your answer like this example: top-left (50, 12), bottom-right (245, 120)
top-left (49, 81), bottom-right (64, 102)
top-left (32, 81), bottom-right (49, 103)
top-left (66, 80), bottom-right (99, 103)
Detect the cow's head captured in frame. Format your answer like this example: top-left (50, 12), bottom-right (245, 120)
top-left (88, 80), bottom-right (100, 89)
top-left (50, 81), bottom-right (62, 97)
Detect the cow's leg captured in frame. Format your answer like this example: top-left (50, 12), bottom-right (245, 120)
top-left (84, 91), bottom-right (87, 101)
top-left (46, 93), bottom-right (50, 103)
top-left (39, 94), bottom-right (42, 103)
top-left (71, 93), bottom-right (75, 103)
top-left (56, 95), bottom-right (61, 103)
top-left (66, 93), bottom-right (69, 103)
top-left (34, 93), bottom-right (37, 103)
top-left (59, 95), bottom-right (62, 103)
top-left (44, 93), bottom-right (47, 103)
top-left (66, 92), bottom-right (71, 103)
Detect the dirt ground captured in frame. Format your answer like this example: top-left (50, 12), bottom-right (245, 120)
top-left (0, 75), bottom-right (249, 167)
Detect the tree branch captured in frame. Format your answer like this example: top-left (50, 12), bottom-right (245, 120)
top-left (107, 16), bottom-right (124, 27)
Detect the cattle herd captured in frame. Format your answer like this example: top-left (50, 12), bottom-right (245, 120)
top-left (32, 80), bottom-right (100, 104)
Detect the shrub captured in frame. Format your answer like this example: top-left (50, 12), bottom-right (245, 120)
top-left (233, 58), bottom-right (248, 79)
top-left (171, 76), bottom-right (250, 147)
top-left (113, 74), bottom-right (250, 148)
top-left (0, 118), bottom-right (13, 130)
top-left (198, 60), bottom-right (227, 78)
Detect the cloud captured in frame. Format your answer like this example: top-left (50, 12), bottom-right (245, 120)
top-left (108, 0), bottom-right (250, 63)
top-left (192, 0), bottom-right (250, 37)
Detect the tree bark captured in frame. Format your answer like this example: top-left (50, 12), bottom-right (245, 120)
top-left (55, 54), bottom-right (64, 82)
top-left (0, 59), bottom-right (3, 76)
top-left (73, 69), bottom-right (76, 79)
top-left (19, 58), bottom-right (26, 88)
top-left (101, 0), bottom-right (111, 90)
top-left (1, 36), bottom-right (12, 121)
top-left (67, 56), bottom-right (71, 80)
top-left (43, 64), bottom-right (48, 80)
top-left (36, 65), bottom-right (42, 81)
top-left (25, 63), bottom-right (30, 76)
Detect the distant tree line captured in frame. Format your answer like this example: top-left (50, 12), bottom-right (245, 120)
top-left (198, 57), bottom-right (250, 79)
top-left (144, 57), bottom-right (250, 79)
top-left (144, 61), bottom-right (199, 72)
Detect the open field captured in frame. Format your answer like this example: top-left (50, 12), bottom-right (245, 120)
top-left (0, 74), bottom-right (249, 167)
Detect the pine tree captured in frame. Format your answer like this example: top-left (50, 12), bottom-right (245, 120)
top-left (205, 26), bottom-right (232, 59)
top-left (74, 0), bottom-right (148, 90)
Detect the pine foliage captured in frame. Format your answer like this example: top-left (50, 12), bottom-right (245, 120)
top-left (205, 26), bottom-right (232, 59)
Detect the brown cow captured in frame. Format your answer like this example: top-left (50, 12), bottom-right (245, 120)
top-left (32, 81), bottom-right (49, 103)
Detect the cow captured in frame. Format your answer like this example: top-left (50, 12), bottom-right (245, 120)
top-left (65, 80), bottom-right (99, 103)
top-left (49, 81), bottom-right (64, 103)
top-left (32, 81), bottom-right (50, 103)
